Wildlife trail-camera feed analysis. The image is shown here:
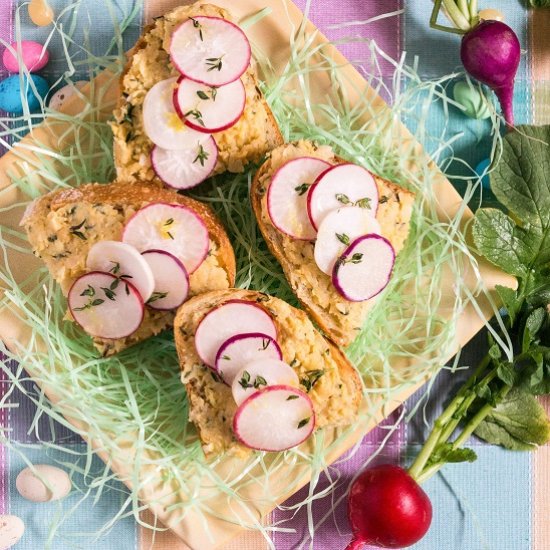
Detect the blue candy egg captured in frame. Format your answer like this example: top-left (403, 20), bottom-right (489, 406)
top-left (475, 158), bottom-right (491, 189)
top-left (0, 74), bottom-right (49, 114)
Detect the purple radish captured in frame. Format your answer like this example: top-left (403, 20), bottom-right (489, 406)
top-left (173, 76), bottom-right (246, 133)
top-left (68, 272), bottom-right (144, 339)
top-left (194, 300), bottom-right (277, 367)
top-left (332, 234), bottom-right (395, 302)
top-left (267, 157), bottom-right (331, 240)
top-left (122, 203), bottom-right (209, 274)
top-left (85, 240), bottom-right (155, 302)
top-left (141, 250), bottom-right (189, 311)
top-left (151, 137), bottom-right (218, 190)
top-left (215, 333), bottom-right (282, 385)
top-left (460, 20), bottom-right (520, 126)
top-left (314, 206), bottom-right (381, 275)
top-left (170, 16), bottom-right (251, 87)
top-left (233, 385), bottom-right (315, 451)
top-left (307, 163), bottom-right (379, 230)
top-left (231, 359), bottom-right (299, 405)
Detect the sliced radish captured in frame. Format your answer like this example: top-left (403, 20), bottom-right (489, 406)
top-left (174, 76), bottom-right (246, 133)
top-left (85, 240), bottom-right (155, 302)
top-left (142, 250), bottom-right (189, 311)
top-left (332, 234), bottom-right (395, 302)
top-left (307, 163), bottom-right (379, 230)
top-left (215, 333), bottom-right (282, 385)
top-left (151, 137), bottom-right (217, 190)
top-left (194, 300), bottom-right (277, 367)
top-left (170, 16), bottom-right (251, 87)
top-left (122, 203), bottom-right (209, 274)
top-left (267, 157), bottom-right (331, 240)
top-left (314, 207), bottom-right (381, 275)
top-left (233, 385), bottom-right (315, 452)
top-left (68, 272), bottom-right (144, 339)
top-left (231, 359), bottom-right (299, 405)
top-left (142, 77), bottom-right (209, 150)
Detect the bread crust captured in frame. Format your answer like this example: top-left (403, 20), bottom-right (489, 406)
top-left (250, 141), bottom-right (415, 346)
top-left (22, 180), bottom-right (236, 356)
top-left (174, 289), bottom-right (363, 456)
top-left (112, 4), bottom-right (284, 184)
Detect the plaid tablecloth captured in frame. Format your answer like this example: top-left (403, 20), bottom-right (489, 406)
top-left (1, 0), bottom-right (548, 548)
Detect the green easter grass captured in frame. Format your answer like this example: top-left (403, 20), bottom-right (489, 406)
top-left (0, 1), bottom-right (505, 546)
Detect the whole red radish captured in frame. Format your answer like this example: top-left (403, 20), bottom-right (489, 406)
top-left (460, 20), bottom-right (520, 126)
top-left (346, 464), bottom-right (432, 549)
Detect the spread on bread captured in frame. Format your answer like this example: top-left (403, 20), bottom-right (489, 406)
top-left (175, 290), bottom-right (362, 456)
top-left (111, 4), bottom-right (283, 187)
top-left (252, 141), bottom-right (415, 346)
top-left (21, 181), bottom-right (236, 356)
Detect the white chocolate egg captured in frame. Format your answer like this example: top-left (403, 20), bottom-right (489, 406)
top-left (0, 515), bottom-right (24, 550)
top-left (16, 464), bottom-right (72, 502)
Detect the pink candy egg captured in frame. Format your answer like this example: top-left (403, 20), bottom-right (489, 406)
top-left (2, 41), bottom-right (49, 73)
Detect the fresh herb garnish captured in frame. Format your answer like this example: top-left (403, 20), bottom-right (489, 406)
top-left (260, 338), bottom-right (270, 351)
top-left (101, 287), bottom-right (117, 301)
top-left (336, 233), bottom-right (350, 245)
top-left (163, 218), bottom-right (175, 240)
top-left (238, 370), bottom-right (268, 389)
top-left (73, 297), bottom-right (104, 311)
top-left (295, 183), bottom-right (311, 196)
top-left (238, 370), bottom-right (251, 388)
top-left (109, 262), bottom-right (120, 275)
top-left (193, 144), bottom-right (209, 166)
top-left (146, 291), bottom-right (168, 304)
top-left (297, 417), bottom-right (310, 429)
top-left (300, 369), bottom-right (324, 392)
top-left (80, 285), bottom-right (95, 298)
top-left (222, 355), bottom-right (231, 361)
top-left (339, 252), bottom-right (363, 266)
top-left (189, 17), bottom-right (203, 41)
top-left (407, 126), bottom-right (550, 485)
top-left (184, 109), bottom-right (205, 127)
top-left (286, 395), bottom-right (299, 401)
top-left (205, 56), bottom-right (223, 72)
top-left (70, 219), bottom-right (87, 240)
top-left (335, 193), bottom-right (372, 209)
top-left (335, 193), bottom-right (351, 205)
top-left (196, 87), bottom-right (217, 101)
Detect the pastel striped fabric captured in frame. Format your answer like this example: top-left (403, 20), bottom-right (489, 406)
top-left (0, 0), bottom-right (547, 548)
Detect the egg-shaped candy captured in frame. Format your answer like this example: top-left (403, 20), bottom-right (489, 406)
top-left (2, 41), bottom-right (49, 73)
top-left (452, 81), bottom-right (492, 120)
top-left (16, 464), bottom-right (72, 502)
top-left (0, 515), bottom-right (24, 550)
top-left (49, 80), bottom-right (88, 111)
top-left (0, 74), bottom-right (49, 114)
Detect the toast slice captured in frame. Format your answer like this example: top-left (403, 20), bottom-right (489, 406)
top-left (251, 140), bottom-right (415, 347)
top-left (174, 289), bottom-right (362, 456)
top-left (21, 181), bottom-right (236, 356)
top-left (111, 3), bottom-right (284, 184)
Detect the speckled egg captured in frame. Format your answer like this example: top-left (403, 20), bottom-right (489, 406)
top-left (0, 74), bottom-right (49, 114)
top-left (2, 41), bottom-right (49, 73)
top-left (49, 80), bottom-right (88, 111)
top-left (16, 464), bottom-right (72, 502)
top-left (0, 515), bottom-right (24, 550)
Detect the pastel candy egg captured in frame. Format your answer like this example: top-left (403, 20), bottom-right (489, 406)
top-left (0, 515), bottom-right (24, 550)
top-left (2, 41), bottom-right (49, 73)
top-left (49, 80), bottom-right (88, 111)
top-left (452, 80), bottom-right (492, 120)
top-left (16, 464), bottom-right (72, 502)
top-left (475, 158), bottom-right (491, 189)
top-left (0, 74), bottom-right (49, 114)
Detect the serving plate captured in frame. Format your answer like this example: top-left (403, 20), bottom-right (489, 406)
top-left (0, 0), bottom-right (511, 548)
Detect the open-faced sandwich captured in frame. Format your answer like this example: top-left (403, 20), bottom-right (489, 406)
top-left (111, 3), bottom-right (284, 189)
top-left (251, 140), bottom-right (415, 346)
top-left (21, 181), bottom-right (236, 356)
top-left (174, 289), bottom-right (362, 455)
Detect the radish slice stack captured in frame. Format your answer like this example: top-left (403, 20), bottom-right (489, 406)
top-left (193, 299), bottom-right (316, 452)
top-left (140, 16), bottom-right (252, 189)
top-left (69, 202), bottom-right (209, 340)
top-left (266, 157), bottom-right (396, 302)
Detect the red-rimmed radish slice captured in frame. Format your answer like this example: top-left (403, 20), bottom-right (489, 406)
top-left (195, 300), bottom-right (277, 367)
top-left (215, 333), bottom-right (282, 385)
top-left (314, 207), bottom-right (381, 276)
top-left (85, 240), bottom-right (155, 302)
top-left (142, 250), bottom-right (189, 311)
top-left (233, 385), bottom-right (315, 452)
top-left (267, 157), bottom-right (331, 240)
top-left (174, 76), bottom-right (246, 133)
top-left (151, 137), bottom-right (217, 190)
top-left (170, 16), bottom-right (251, 87)
top-left (231, 359), bottom-right (299, 405)
top-left (68, 272), bottom-right (144, 339)
top-left (122, 203), bottom-right (209, 274)
top-left (142, 77), bottom-right (209, 150)
top-left (332, 235), bottom-right (395, 302)
top-left (307, 163), bottom-right (379, 230)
